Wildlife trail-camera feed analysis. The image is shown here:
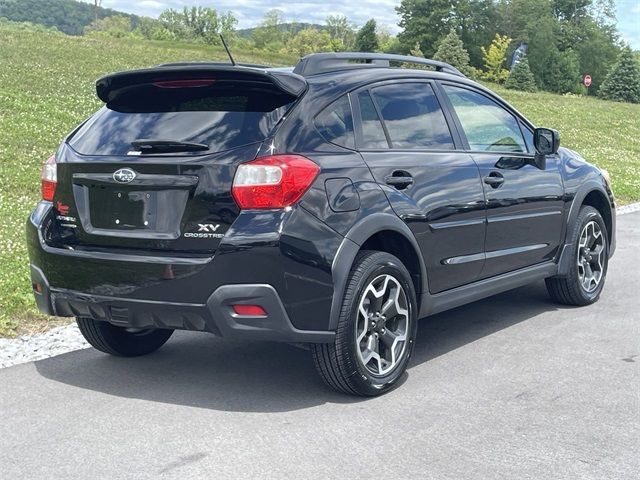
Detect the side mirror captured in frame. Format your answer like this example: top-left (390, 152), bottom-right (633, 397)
top-left (533, 128), bottom-right (560, 170)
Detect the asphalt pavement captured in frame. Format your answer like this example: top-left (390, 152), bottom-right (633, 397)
top-left (1, 212), bottom-right (638, 479)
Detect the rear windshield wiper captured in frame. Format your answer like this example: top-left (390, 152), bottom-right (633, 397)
top-left (131, 139), bottom-right (209, 153)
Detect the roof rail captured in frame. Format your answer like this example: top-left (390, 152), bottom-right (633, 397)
top-left (293, 52), bottom-right (465, 77)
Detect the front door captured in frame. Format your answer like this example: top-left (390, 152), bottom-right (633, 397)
top-left (440, 83), bottom-right (565, 278)
top-left (352, 81), bottom-right (487, 294)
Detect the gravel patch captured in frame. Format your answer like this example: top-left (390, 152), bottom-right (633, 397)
top-left (618, 201), bottom-right (640, 215)
top-left (0, 323), bottom-right (88, 369)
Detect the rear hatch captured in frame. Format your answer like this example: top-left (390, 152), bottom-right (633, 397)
top-left (48, 65), bottom-right (305, 254)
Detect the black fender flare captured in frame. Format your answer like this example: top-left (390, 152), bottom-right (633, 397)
top-left (557, 180), bottom-right (612, 276)
top-left (328, 213), bottom-right (428, 330)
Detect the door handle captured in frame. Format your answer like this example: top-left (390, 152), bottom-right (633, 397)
top-left (385, 171), bottom-right (414, 190)
top-left (484, 172), bottom-right (504, 188)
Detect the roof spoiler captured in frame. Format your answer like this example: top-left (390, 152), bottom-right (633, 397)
top-left (95, 64), bottom-right (307, 103)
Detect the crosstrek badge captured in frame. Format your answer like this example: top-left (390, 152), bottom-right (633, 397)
top-left (184, 224), bottom-right (224, 238)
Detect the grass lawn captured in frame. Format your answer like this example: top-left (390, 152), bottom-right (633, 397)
top-left (1, 25), bottom-right (638, 336)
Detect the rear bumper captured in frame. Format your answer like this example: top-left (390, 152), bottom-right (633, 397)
top-left (27, 201), bottom-right (343, 342)
top-left (30, 264), bottom-right (333, 343)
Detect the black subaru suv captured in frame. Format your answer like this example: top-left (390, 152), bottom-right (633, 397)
top-left (27, 53), bottom-right (615, 396)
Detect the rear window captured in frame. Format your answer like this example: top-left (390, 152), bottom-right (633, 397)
top-left (69, 81), bottom-right (294, 156)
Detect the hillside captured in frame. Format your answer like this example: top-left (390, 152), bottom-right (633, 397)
top-left (237, 22), bottom-right (327, 39)
top-left (0, 0), bottom-right (141, 35)
top-left (0, 24), bottom-right (638, 336)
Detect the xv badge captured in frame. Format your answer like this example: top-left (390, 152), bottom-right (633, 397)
top-left (198, 224), bottom-right (221, 232)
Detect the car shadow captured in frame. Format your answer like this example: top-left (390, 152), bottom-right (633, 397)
top-left (35, 281), bottom-right (563, 413)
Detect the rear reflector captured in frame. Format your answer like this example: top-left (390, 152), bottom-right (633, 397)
top-left (232, 305), bottom-right (267, 316)
top-left (152, 79), bottom-right (215, 88)
top-left (41, 154), bottom-right (57, 202)
top-left (232, 155), bottom-right (320, 209)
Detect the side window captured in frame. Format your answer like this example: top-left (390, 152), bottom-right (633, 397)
top-left (370, 83), bottom-right (455, 150)
top-left (443, 85), bottom-right (527, 153)
top-left (356, 90), bottom-right (388, 149)
top-left (520, 121), bottom-right (534, 153)
top-left (314, 95), bottom-right (355, 149)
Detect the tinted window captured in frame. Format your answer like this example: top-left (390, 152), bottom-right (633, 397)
top-left (356, 91), bottom-right (388, 149)
top-left (69, 82), bottom-right (294, 156)
top-left (520, 121), bottom-right (534, 153)
top-left (314, 95), bottom-right (355, 149)
top-left (371, 83), bottom-right (454, 150)
top-left (444, 85), bottom-right (527, 153)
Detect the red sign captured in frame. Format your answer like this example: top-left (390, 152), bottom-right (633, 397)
top-left (583, 74), bottom-right (592, 87)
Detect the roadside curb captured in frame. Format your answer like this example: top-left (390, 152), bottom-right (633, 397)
top-left (618, 202), bottom-right (640, 215)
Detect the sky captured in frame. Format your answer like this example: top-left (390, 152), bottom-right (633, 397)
top-left (95, 0), bottom-right (639, 48)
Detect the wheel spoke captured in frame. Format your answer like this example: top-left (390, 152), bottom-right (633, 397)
top-left (381, 296), bottom-right (399, 318)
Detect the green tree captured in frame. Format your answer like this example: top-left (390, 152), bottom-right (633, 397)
top-left (505, 55), bottom-right (537, 91)
top-left (252, 9), bottom-right (289, 50)
top-left (286, 28), bottom-right (333, 57)
top-left (376, 26), bottom-right (402, 53)
top-left (83, 14), bottom-right (132, 38)
top-left (396, 0), bottom-right (498, 65)
top-left (325, 15), bottom-right (355, 50)
top-left (481, 34), bottom-right (511, 83)
top-left (541, 48), bottom-right (581, 93)
top-left (397, 0), bottom-right (458, 57)
top-left (157, 7), bottom-right (236, 45)
top-left (354, 19), bottom-right (378, 52)
top-left (433, 29), bottom-right (475, 77)
top-left (598, 47), bottom-right (640, 103)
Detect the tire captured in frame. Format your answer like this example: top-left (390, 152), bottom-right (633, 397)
top-left (76, 317), bottom-right (173, 357)
top-left (546, 206), bottom-right (609, 306)
top-left (311, 251), bottom-right (418, 396)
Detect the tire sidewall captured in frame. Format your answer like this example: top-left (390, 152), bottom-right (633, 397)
top-left (341, 254), bottom-right (418, 395)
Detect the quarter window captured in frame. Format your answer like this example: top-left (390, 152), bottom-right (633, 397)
top-left (370, 83), bottom-right (455, 150)
top-left (314, 95), bottom-right (355, 149)
top-left (443, 85), bottom-right (527, 153)
top-left (356, 90), bottom-right (388, 149)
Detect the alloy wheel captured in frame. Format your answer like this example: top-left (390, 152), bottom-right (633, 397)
top-left (577, 220), bottom-right (605, 293)
top-left (356, 274), bottom-right (409, 376)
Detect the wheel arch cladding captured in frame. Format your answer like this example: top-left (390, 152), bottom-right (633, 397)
top-left (558, 183), bottom-right (614, 276)
top-left (328, 213), bottom-right (427, 330)
top-left (581, 189), bottom-right (613, 245)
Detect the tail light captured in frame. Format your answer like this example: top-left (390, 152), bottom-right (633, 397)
top-left (232, 155), bottom-right (320, 209)
top-left (41, 154), bottom-right (57, 201)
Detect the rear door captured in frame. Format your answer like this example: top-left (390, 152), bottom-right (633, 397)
top-left (440, 83), bottom-right (564, 278)
top-left (353, 80), bottom-right (486, 294)
top-left (50, 71), bottom-right (298, 254)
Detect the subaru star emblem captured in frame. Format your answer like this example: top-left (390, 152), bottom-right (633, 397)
top-left (113, 168), bottom-right (136, 184)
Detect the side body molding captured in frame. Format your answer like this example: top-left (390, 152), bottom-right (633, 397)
top-left (329, 213), bottom-right (428, 330)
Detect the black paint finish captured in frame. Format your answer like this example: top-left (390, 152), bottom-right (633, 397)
top-left (26, 63), bottom-right (616, 339)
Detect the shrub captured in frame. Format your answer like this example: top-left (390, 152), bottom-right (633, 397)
top-left (598, 47), bottom-right (640, 103)
top-left (505, 55), bottom-right (537, 92)
top-left (480, 34), bottom-right (511, 83)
